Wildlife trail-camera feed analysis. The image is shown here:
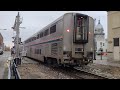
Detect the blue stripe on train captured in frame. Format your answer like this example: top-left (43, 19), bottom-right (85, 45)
top-left (26, 38), bottom-right (62, 47)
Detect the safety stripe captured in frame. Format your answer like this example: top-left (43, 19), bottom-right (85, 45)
top-left (25, 38), bottom-right (62, 47)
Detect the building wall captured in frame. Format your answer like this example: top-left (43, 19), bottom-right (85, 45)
top-left (107, 11), bottom-right (120, 61)
top-left (0, 36), bottom-right (3, 45)
top-left (0, 34), bottom-right (3, 47)
top-left (95, 33), bottom-right (107, 54)
top-left (96, 39), bottom-right (107, 52)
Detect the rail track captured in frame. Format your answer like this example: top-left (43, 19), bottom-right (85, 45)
top-left (46, 65), bottom-right (109, 79)
top-left (16, 57), bottom-right (109, 79)
top-left (73, 67), bottom-right (109, 79)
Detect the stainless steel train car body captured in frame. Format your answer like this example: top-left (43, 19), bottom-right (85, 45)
top-left (24, 13), bottom-right (94, 66)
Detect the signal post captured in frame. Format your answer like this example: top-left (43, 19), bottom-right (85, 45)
top-left (12, 12), bottom-right (22, 66)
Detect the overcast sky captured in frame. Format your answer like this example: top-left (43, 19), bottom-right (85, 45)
top-left (0, 11), bottom-right (107, 48)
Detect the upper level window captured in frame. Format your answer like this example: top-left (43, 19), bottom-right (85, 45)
top-left (40, 32), bottom-right (43, 38)
top-left (114, 38), bottom-right (119, 46)
top-left (44, 29), bottom-right (49, 36)
top-left (37, 34), bottom-right (40, 39)
top-left (50, 25), bottom-right (56, 34)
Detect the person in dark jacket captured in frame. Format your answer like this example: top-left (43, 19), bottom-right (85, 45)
top-left (11, 46), bottom-right (15, 56)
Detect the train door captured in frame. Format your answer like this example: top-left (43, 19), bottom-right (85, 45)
top-left (72, 14), bottom-right (89, 59)
top-left (45, 44), bottom-right (49, 57)
top-left (73, 14), bottom-right (89, 43)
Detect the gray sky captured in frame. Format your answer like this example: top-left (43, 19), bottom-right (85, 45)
top-left (0, 11), bottom-right (107, 48)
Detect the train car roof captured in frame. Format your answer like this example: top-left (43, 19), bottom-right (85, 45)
top-left (24, 14), bottom-right (64, 41)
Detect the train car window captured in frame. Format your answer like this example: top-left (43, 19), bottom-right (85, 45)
top-left (39, 34), bottom-right (40, 38)
top-left (37, 34), bottom-right (39, 39)
top-left (40, 33), bottom-right (41, 38)
top-left (35, 49), bottom-right (36, 54)
top-left (36, 49), bottom-right (37, 54)
top-left (32, 37), bottom-right (34, 41)
top-left (40, 32), bottom-right (43, 38)
top-left (50, 25), bottom-right (56, 34)
top-left (29, 39), bottom-right (30, 42)
top-left (51, 43), bottom-right (58, 55)
top-left (34, 37), bottom-right (36, 40)
top-left (44, 29), bottom-right (49, 36)
top-left (52, 43), bottom-right (57, 46)
top-left (42, 32), bottom-right (43, 37)
top-left (39, 49), bottom-right (41, 54)
top-left (37, 49), bottom-right (39, 54)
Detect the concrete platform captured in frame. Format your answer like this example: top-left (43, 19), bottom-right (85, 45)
top-left (93, 59), bottom-right (120, 68)
top-left (21, 57), bottom-right (38, 64)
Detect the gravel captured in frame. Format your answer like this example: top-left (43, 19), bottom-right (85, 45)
top-left (78, 63), bottom-right (120, 79)
top-left (18, 58), bottom-right (76, 79)
top-left (18, 57), bottom-right (120, 79)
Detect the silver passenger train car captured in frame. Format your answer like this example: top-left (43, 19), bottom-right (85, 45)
top-left (24, 13), bottom-right (94, 67)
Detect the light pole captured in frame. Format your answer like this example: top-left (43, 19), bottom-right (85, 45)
top-left (12, 12), bottom-right (22, 65)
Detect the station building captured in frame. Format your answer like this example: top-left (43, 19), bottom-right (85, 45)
top-left (107, 11), bottom-right (120, 61)
top-left (94, 19), bottom-right (107, 54)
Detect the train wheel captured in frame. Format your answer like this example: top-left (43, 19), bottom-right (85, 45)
top-left (54, 59), bottom-right (58, 67)
top-left (44, 57), bottom-right (47, 64)
top-left (47, 58), bottom-right (52, 65)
